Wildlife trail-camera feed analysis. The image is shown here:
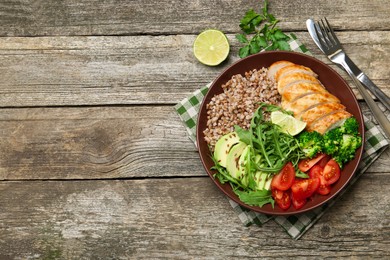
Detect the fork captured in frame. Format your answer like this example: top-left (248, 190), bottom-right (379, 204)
top-left (307, 18), bottom-right (390, 138)
top-left (307, 18), bottom-right (390, 111)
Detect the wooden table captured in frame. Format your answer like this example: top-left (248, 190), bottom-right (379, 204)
top-left (1, 0), bottom-right (389, 258)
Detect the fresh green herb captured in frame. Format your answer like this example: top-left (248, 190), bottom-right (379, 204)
top-left (236, 0), bottom-right (291, 58)
top-left (211, 156), bottom-right (246, 189)
top-left (295, 169), bottom-right (309, 179)
top-left (234, 188), bottom-right (275, 207)
top-left (211, 103), bottom-right (306, 208)
top-left (236, 103), bottom-right (304, 173)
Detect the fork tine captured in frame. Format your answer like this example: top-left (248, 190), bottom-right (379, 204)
top-left (319, 19), bottom-right (334, 46)
top-left (313, 22), bottom-right (328, 49)
top-left (323, 17), bottom-right (341, 46)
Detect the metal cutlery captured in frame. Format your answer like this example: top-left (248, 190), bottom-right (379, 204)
top-left (307, 18), bottom-right (390, 138)
top-left (307, 18), bottom-right (390, 111)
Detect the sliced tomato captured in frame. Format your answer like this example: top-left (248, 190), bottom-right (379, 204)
top-left (271, 162), bottom-right (295, 191)
top-left (308, 165), bottom-right (323, 179)
top-left (291, 193), bottom-right (306, 210)
top-left (317, 183), bottom-right (331, 195)
top-left (309, 165), bottom-right (331, 195)
top-left (291, 177), bottom-right (320, 201)
top-left (318, 154), bottom-right (331, 168)
top-left (298, 153), bottom-right (327, 172)
top-left (323, 159), bottom-right (341, 185)
top-left (272, 188), bottom-right (291, 210)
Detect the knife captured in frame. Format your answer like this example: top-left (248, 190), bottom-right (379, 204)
top-left (307, 19), bottom-right (390, 111)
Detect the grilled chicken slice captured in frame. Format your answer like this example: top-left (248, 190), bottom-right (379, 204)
top-left (282, 92), bottom-right (341, 116)
top-left (267, 60), bottom-right (294, 81)
top-left (269, 61), bottom-right (352, 134)
top-left (282, 82), bottom-right (328, 103)
top-left (277, 72), bottom-right (321, 94)
top-left (307, 110), bottom-right (352, 134)
top-left (275, 64), bottom-right (318, 83)
top-left (297, 102), bottom-right (347, 125)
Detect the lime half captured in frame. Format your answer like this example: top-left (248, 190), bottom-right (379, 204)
top-left (270, 111), bottom-right (307, 136)
top-left (193, 29), bottom-right (230, 66)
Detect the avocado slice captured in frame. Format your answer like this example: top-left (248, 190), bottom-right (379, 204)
top-left (226, 142), bottom-right (247, 179)
top-left (237, 145), bottom-right (250, 187)
top-left (264, 176), bottom-right (272, 190)
top-left (255, 172), bottom-right (271, 190)
top-left (237, 145), bottom-right (250, 177)
top-left (213, 132), bottom-right (240, 167)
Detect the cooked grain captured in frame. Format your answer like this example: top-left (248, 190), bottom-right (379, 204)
top-left (203, 67), bottom-right (281, 149)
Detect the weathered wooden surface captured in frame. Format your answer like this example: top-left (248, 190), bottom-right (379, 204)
top-left (0, 0), bottom-right (389, 36)
top-left (0, 175), bottom-right (389, 259)
top-left (0, 31), bottom-right (389, 107)
top-left (0, 0), bottom-right (389, 258)
top-left (0, 104), bottom-right (389, 181)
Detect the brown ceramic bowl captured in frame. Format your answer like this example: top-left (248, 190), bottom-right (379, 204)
top-left (196, 51), bottom-right (364, 215)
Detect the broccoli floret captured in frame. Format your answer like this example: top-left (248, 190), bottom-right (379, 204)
top-left (322, 116), bottom-right (362, 168)
top-left (339, 117), bottom-right (360, 134)
top-left (323, 128), bottom-right (343, 155)
top-left (333, 134), bottom-right (363, 167)
top-left (297, 131), bottom-right (323, 158)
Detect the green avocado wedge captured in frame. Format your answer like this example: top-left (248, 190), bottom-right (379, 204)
top-left (226, 142), bottom-right (248, 179)
top-left (213, 132), bottom-right (240, 167)
top-left (237, 145), bottom-right (250, 187)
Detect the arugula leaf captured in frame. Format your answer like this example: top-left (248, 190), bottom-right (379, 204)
top-left (237, 0), bottom-right (291, 58)
top-left (209, 103), bottom-right (305, 209)
top-left (234, 125), bottom-right (251, 145)
top-left (234, 188), bottom-right (274, 207)
top-left (295, 169), bottom-right (309, 179)
top-left (211, 157), bottom-right (246, 189)
top-left (248, 103), bottom-right (304, 173)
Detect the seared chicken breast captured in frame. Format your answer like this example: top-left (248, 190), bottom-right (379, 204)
top-left (298, 102), bottom-right (346, 125)
top-left (277, 72), bottom-right (321, 94)
top-left (307, 110), bottom-right (352, 134)
top-left (282, 82), bottom-right (328, 103)
top-left (282, 92), bottom-right (340, 116)
top-left (267, 60), bottom-right (294, 81)
top-left (269, 60), bottom-right (352, 134)
top-left (275, 64), bottom-right (318, 83)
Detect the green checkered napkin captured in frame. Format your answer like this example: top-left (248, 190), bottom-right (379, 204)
top-left (174, 34), bottom-right (389, 239)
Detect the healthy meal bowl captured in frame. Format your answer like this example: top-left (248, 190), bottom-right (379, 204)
top-left (197, 51), bottom-right (365, 215)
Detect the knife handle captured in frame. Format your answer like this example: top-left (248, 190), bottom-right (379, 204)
top-left (343, 55), bottom-right (390, 111)
top-left (341, 60), bottom-right (390, 139)
top-left (357, 73), bottom-right (390, 111)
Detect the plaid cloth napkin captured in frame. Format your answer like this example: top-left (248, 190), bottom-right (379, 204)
top-left (174, 34), bottom-right (389, 239)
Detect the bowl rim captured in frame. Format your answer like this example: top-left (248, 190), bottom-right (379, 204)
top-left (196, 50), bottom-right (365, 216)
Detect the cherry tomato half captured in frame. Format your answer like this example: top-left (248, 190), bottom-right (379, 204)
top-left (298, 153), bottom-right (327, 172)
top-left (308, 165), bottom-right (323, 179)
top-left (318, 154), bottom-right (331, 168)
top-left (271, 162), bottom-right (295, 191)
top-left (291, 177), bottom-right (320, 201)
top-left (309, 165), bottom-right (331, 195)
top-left (317, 182), bottom-right (331, 195)
top-left (272, 188), bottom-right (291, 210)
top-left (291, 192), bottom-right (306, 210)
top-left (323, 159), bottom-right (341, 185)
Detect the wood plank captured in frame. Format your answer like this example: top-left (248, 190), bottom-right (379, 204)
top-left (0, 104), bottom-right (388, 180)
top-left (0, 176), bottom-right (388, 259)
top-left (0, 32), bottom-right (389, 107)
top-left (0, 0), bottom-right (389, 37)
top-left (0, 106), bottom-right (204, 180)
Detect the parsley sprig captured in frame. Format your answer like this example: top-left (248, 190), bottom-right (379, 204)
top-left (236, 0), bottom-right (291, 58)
